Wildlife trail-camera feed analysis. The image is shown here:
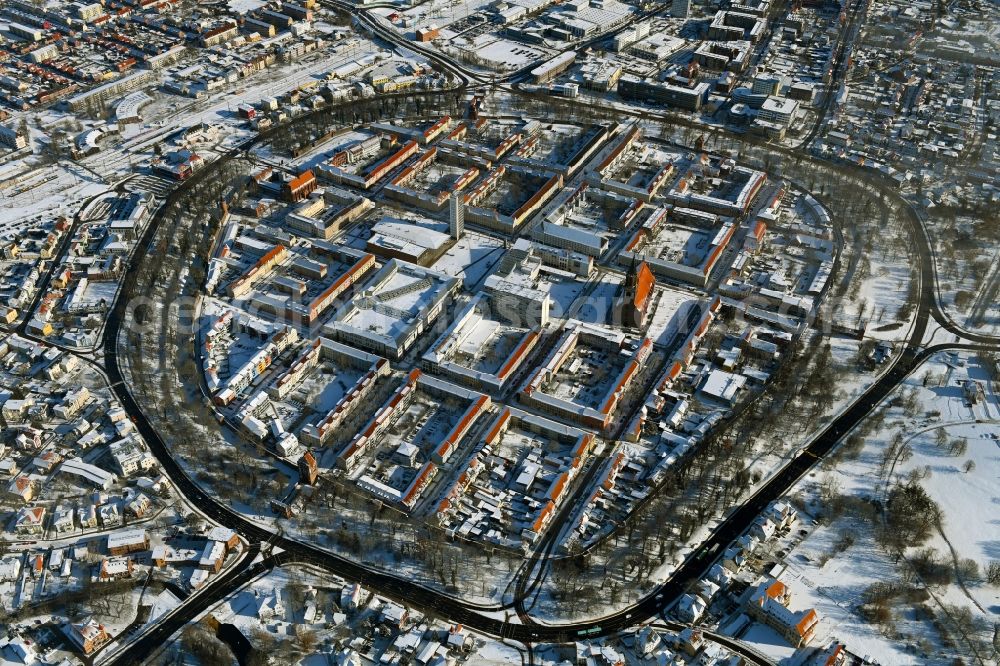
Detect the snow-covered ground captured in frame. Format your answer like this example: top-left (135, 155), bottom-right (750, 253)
top-left (431, 230), bottom-right (505, 289)
top-left (0, 163), bottom-right (107, 238)
top-left (741, 623), bottom-right (797, 662)
top-left (572, 271), bottom-right (622, 325)
top-left (767, 350), bottom-right (1000, 665)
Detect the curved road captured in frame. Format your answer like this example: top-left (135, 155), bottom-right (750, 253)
top-left (89, 14), bottom-right (1000, 659)
top-left (101, 149), bottom-right (997, 661)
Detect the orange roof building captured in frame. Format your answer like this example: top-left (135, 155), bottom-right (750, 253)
top-left (615, 257), bottom-right (655, 328)
top-left (283, 170), bottom-right (317, 202)
top-left (747, 578), bottom-right (819, 648)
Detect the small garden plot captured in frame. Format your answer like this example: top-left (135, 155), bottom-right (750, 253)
top-left (450, 36), bottom-right (551, 73)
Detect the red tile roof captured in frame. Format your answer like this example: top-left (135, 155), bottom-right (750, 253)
top-left (795, 608), bottom-right (819, 637)
top-left (287, 170), bottom-right (315, 192)
top-left (632, 261), bottom-right (655, 310)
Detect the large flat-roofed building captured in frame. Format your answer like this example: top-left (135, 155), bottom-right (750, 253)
top-left (532, 51), bottom-right (577, 83)
top-left (60, 457), bottom-right (117, 490)
top-left (618, 77), bottom-right (710, 111)
top-left (422, 292), bottom-right (542, 395)
top-left (324, 259), bottom-right (460, 360)
top-left (365, 216), bottom-right (452, 265)
top-left (65, 70), bottom-right (157, 112)
top-left (693, 41), bottom-right (753, 72)
top-left (757, 96), bottom-right (799, 128)
top-left (707, 10), bottom-right (767, 42)
top-left (752, 74), bottom-right (783, 96)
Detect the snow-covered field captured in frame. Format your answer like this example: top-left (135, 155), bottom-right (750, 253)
top-left (0, 163), bottom-right (107, 238)
top-left (768, 350), bottom-right (1000, 665)
top-left (927, 212), bottom-right (1000, 337)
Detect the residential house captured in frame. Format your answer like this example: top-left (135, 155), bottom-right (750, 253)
top-left (125, 493), bottom-right (152, 518)
top-left (341, 583), bottom-right (361, 611)
top-left (380, 601), bottom-right (408, 630)
top-left (98, 503), bottom-right (121, 526)
top-left (52, 505), bottom-right (75, 533)
top-left (7, 475), bottom-right (36, 503)
top-left (98, 556), bottom-right (134, 581)
top-left (66, 617), bottom-right (111, 655)
top-left (675, 593), bottom-right (705, 623)
top-left (198, 540), bottom-right (226, 573)
top-left (14, 506), bottom-right (46, 535)
top-left (107, 529), bottom-right (149, 556)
